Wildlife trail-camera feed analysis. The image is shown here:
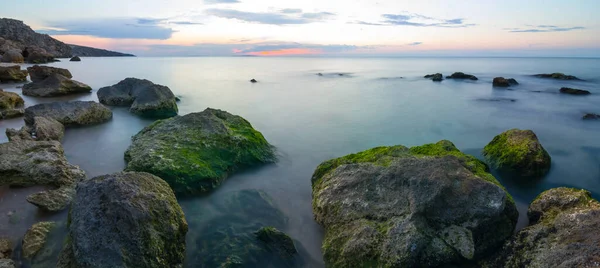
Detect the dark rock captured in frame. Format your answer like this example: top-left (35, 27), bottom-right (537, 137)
top-left (250, 78), bottom-right (258, 83)
top-left (583, 113), bottom-right (600, 120)
top-left (317, 73), bottom-right (323, 76)
top-left (24, 47), bottom-right (55, 64)
top-left (97, 78), bottom-right (177, 118)
top-left (23, 73), bottom-right (91, 97)
top-left (57, 172), bottom-right (188, 268)
top-left (482, 188), bottom-right (600, 267)
top-left (0, 259), bottom-right (14, 268)
top-left (424, 73), bottom-right (443, 81)
top-left (22, 222), bottom-right (56, 260)
top-left (507, 78), bottom-right (519, 85)
top-left (0, 89), bottom-right (24, 119)
top-left (0, 65), bottom-right (27, 83)
top-left (0, 140), bottom-right (86, 211)
top-left (475, 98), bottom-right (517, 102)
top-left (255, 227), bottom-right (298, 258)
top-left (311, 140), bottom-right (518, 267)
top-left (0, 49), bottom-right (24, 63)
top-left (483, 129), bottom-right (551, 178)
top-left (0, 238), bottom-right (11, 259)
top-left (534, 73), bottom-right (580, 80)
top-left (559, 87), bottom-right (590, 95)
top-left (446, 72), bottom-right (478, 80)
top-left (27, 65), bottom-right (72, 82)
top-left (24, 101), bottom-right (112, 126)
top-left (69, 56), bottom-right (81, 62)
top-left (125, 108), bottom-right (276, 194)
top-left (7, 116), bottom-right (64, 142)
top-left (493, 77), bottom-right (518, 87)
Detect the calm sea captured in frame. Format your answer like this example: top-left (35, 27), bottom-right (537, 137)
top-left (1, 56), bottom-right (600, 266)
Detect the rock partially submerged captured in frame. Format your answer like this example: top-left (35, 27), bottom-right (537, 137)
top-left (559, 87), bottom-right (590, 95)
top-left (482, 188), bottom-right (600, 267)
top-left (23, 74), bottom-right (92, 97)
top-left (0, 238), bottom-right (11, 259)
top-left (125, 108), bottom-right (276, 194)
top-left (22, 222), bottom-right (56, 260)
top-left (6, 116), bottom-right (64, 141)
top-left (311, 140), bottom-right (517, 267)
top-left (250, 78), bottom-right (258, 83)
top-left (0, 89), bottom-right (24, 119)
top-left (583, 113), bottom-right (600, 120)
top-left (492, 77), bottom-right (519, 87)
top-left (27, 66), bottom-right (72, 82)
top-left (0, 49), bottom-right (24, 63)
top-left (0, 140), bottom-right (86, 211)
top-left (534, 73), bottom-right (580, 80)
top-left (424, 73), bottom-right (443, 82)
top-left (69, 56), bottom-right (81, 62)
top-left (0, 260), bottom-right (14, 268)
top-left (255, 227), bottom-right (298, 259)
top-left (24, 101), bottom-right (112, 126)
top-left (97, 78), bottom-right (178, 118)
top-left (0, 65), bottom-right (27, 83)
top-left (446, 72), bottom-right (478, 80)
top-left (483, 129), bottom-right (551, 178)
top-left (57, 172), bottom-right (188, 268)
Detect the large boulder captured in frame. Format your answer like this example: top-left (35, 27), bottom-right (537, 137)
top-left (6, 116), bottom-right (64, 142)
top-left (23, 73), bottom-right (92, 97)
top-left (559, 87), bottom-right (590, 95)
top-left (255, 227), bottom-right (298, 259)
top-left (22, 222), bottom-right (56, 260)
top-left (23, 47), bottom-right (55, 64)
top-left (424, 73), bottom-right (443, 82)
top-left (492, 77), bottom-right (518, 87)
top-left (98, 78), bottom-right (178, 118)
top-left (0, 140), bottom-right (86, 211)
top-left (446, 72), bottom-right (478, 80)
top-left (534, 73), bottom-right (580, 80)
top-left (57, 172), bottom-right (188, 268)
top-left (27, 65), bottom-right (72, 82)
top-left (0, 49), bottom-right (24, 63)
top-left (0, 89), bottom-right (24, 119)
top-left (482, 188), bottom-right (600, 267)
top-left (0, 66), bottom-right (27, 83)
top-left (483, 129), bottom-right (551, 178)
top-left (24, 101), bottom-right (112, 126)
top-left (311, 140), bottom-right (518, 267)
top-left (124, 108), bottom-right (276, 194)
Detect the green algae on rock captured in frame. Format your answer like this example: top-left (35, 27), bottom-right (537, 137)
top-left (482, 188), bottom-right (600, 267)
top-left (125, 108), bottom-right (276, 194)
top-left (311, 140), bottom-right (518, 267)
top-left (0, 89), bottom-right (24, 119)
top-left (255, 227), bottom-right (298, 259)
top-left (483, 129), bottom-right (551, 178)
top-left (22, 222), bottom-right (56, 260)
top-left (57, 172), bottom-right (188, 268)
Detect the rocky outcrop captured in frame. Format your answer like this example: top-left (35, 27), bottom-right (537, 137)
top-left (492, 77), bottom-right (519, 87)
top-left (424, 73), bottom-right (443, 82)
top-left (0, 49), bottom-right (23, 63)
top-left (70, 44), bottom-right (134, 57)
top-left (97, 78), bottom-right (177, 118)
top-left (534, 73), bottom-right (580, 80)
top-left (311, 140), bottom-right (518, 267)
top-left (583, 113), bottom-right (600, 120)
top-left (0, 89), bottom-right (24, 119)
top-left (255, 227), bottom-right (298, 259)
top-left (69, 56), bottom-right (80, 62)
top-left (124, 108), bottom-right (276, 194)
top-left (22, 222), bottom-right (56, 260)
top-left (0, 19), bottom-right (71, 58)
top-left (483, 129), bottom-right (551, 178)
top-left (0, 140), bottom-right (86, 211)
top-left (27, 66), bottom-right (72, 82)
top-left (23, 73), bottom-right (92, 97)
top-left (482, 188), bottom-right (600, 267)
top-left (0, 65), bottom-right (27, 83)
top-left (6, 116), bottom-right (64, 141)
top-left (23, 47), bottom-right (56, 64)
top-left (446, 72), bottom-right (478, 80)
top-left (0, 238), bottom-right (11, 259)
top-left (57, 172), bottom-right (188, 268)
top-left (559, 87), bottom-right (590, 95)
top-left (24, 101), bottom-right (112, 126)
top-left (0, 260), bottom-right (14, 268)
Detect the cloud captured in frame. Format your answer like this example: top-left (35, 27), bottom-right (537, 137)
top-left (507, 25), bottom-right (585, 33)
top-left (133, 42), bottom-right (364, 56)
top-left (280, 8), bottom-right (302, 14)
top-left (204, 0), bottom-right (240, 4)
top-left (234, 43), bottom-right (358, 54)
top-left (407, 42), bottom-right (422, 46)
top-left (205, 8), bottom-right (335, 25)
top-left (352, 12), bottom-right (476, 28)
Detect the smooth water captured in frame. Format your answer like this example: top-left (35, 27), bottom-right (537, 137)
top-left (1, 57), bottom-right (600, 266)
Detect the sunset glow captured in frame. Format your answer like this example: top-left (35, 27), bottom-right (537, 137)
top-left (244, 48), bottom-right (320, 56)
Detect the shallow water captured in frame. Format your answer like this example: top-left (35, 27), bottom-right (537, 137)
top-left (1, 56), bottom-right (600, 266)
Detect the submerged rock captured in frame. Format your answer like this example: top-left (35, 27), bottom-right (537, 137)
top-left (0, 65), bottom-right (27, 83)
top-left (534, 73), bottom-right (580, 80)
top-left (0, 260), bottom-right (14, 268)
top-left (492, 77), bottom-right (519, 87)
top-left (22, 222), bottom-right (56, 260)
top-left (27, 66), bottom-right (72, 82)
top-left (6, 116), bottom-right (65, 141)
top-left (24, 101), bottom-right (112, 126)
top-left (311, 140), bottom-right (518, 267)
top-left (446, 72), bottom-right (478, 80)
top-left (125, 108), bottom-right (276, 194)
top-left (97, 78), bottom-right (178, 118)
top-left (424, 73), bottom-right (443, 82)
top-left (559, 87), bottom-right (590, 95)
top-left (23, 73), bottom-right (92, 97)
top-left (0, 140), bottom-right (86, 211)
top-left (0, 89), bottom-right (24, 119)
top-left (583, 113), bottom-right (600, 120)
top-left (255, 227), bottom-right (298, 259)
top-left (0, 238), bottom-right (12, 259)
top-left (482, 188), bottom-right (600, 267)
top-left (1, 49), bottom-right (24, 63)
top-left (57, 172), bottom-right (188, 268)
top-left (483, 129), bottom-right (551, 178)
top-left (69, 56), bottom-right (81, 62)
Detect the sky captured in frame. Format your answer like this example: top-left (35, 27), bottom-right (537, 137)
top-left (1, 0), bottom-right (599, 57)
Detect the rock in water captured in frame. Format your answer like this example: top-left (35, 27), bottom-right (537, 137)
top-left (446, 72), bottom-right (478, 80)
top-left (23, 74), bottom-right (92, 97)
top-left (255, 227), bottom-right (298, 258)
top-left (6, 116), bottom-right (64, 141)
top-left (69, 56), bottom-right (81, 62)
top-left (0, 140), bottom-right (86, 211)
top-left (559, 87), bottom-right (590, 95)
top-left (97, 78), bottom-right (178, 118)
top-left (250, 79), bottom-right (258, 83)
top-left (311, 140), bottom-right (518, 267)
top-left (27, 66), bottom-right (72, 82)
top-left (22, 222), bottom-right (56, 259)
top-left (0, 65), bottom-right (27, 83)
top-left (0, 238), bottom-right (12, 259)
top-left (482, 188), bottom-right (600, 267)
top-left (424, 73), bottom-right (443, 81)
top-left (57, 172), bottom-right (188, 268)
top-left (583, 113), bottom-right (600, 120)
top-left (0, 260), bottom-right (15, 268)
top-left (533, 73), bottom-right (580, 80)
top-left (493, 77), bottom-right (519, 87)
top-left (24, 101), bottom-right (112, 126)
top-left (0, 89), bottom-right (24, 119)
top-left (0, 49), bottom-right (24, 63)
top-left (125, 108), bottom-right (276, 194)
top-left (483, 129), bottom-right (551, 178)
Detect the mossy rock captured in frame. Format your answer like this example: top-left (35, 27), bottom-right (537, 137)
top-left (312, 140), bottom-right (517, 267)
top-left (483, 129), bottom-right (551, 178)
top-left (125, 108), bottom-right (276, 194)
top-left (0, 65), bottom-right (27, 83)
top-left (255, 227), bottom-right (297, 258)
top-left (22, 222), bottom-right (57, 260)
top-left (0, 89), bottom-right (24, 119)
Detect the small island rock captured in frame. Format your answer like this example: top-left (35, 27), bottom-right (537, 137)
top-left (69, 56), bottom-right (81, 62)
top-left (446, 72), bottom-right (478, 80)
top-left (0, 89), bottom-right (24, 119)
top-left (0, 66), bottom-right (27, 83)
top-left (97, 78), bottom-right (178, 118)
top-left (24, 101), bottom-right (112, 126)
top-left (534, 73), bottom-right (580, 80)
top-left (559, 87), bottom-right (590, 95)
top-left (424, 73), bottom-right (443, 81)
top-left (583, 113), bottom-right (600, 120)
top-left (493, 77), bottom-right (519, 87)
